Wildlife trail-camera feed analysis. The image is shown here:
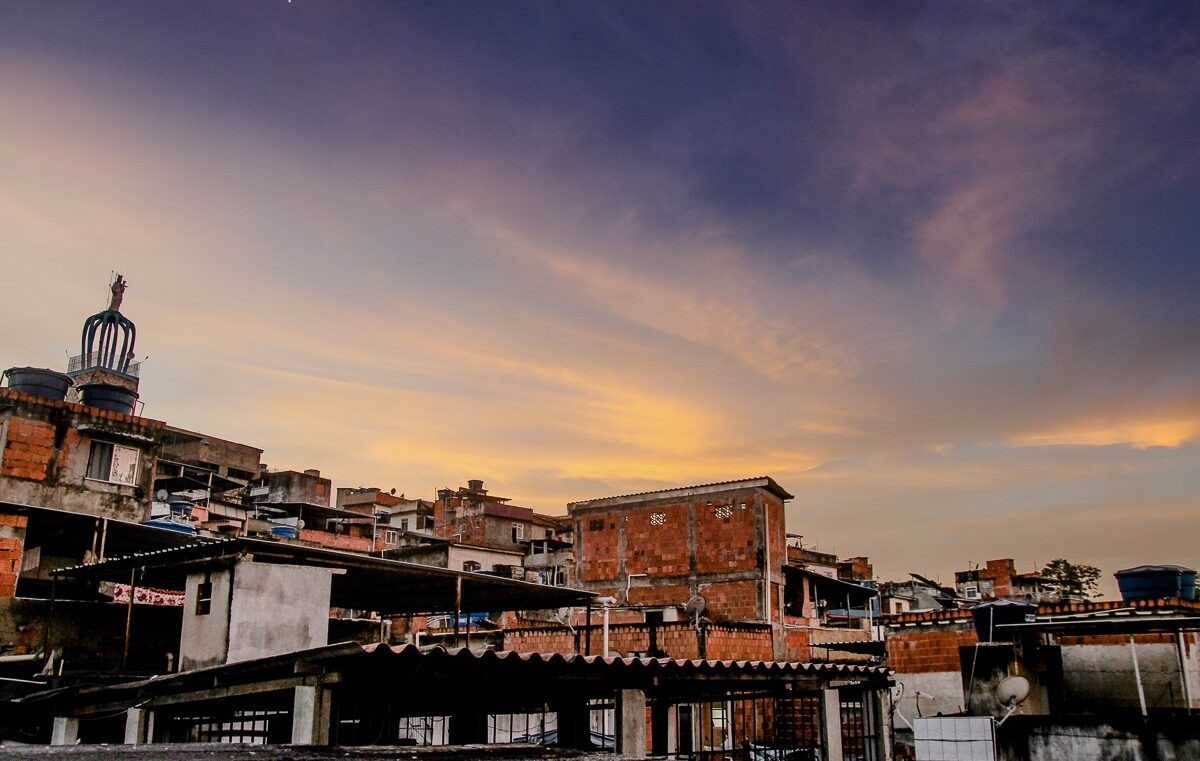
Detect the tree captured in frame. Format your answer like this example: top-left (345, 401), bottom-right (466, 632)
top-left (1041, 558), bottom-right (1102, 599)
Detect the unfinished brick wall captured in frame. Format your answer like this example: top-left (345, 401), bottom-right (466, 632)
top-left (504, 622), bottom-right (777, 661)
top-left (0, 514), bottom-right (27, 598)
top-left (886, 626), bottom-right (979, 673)
top-left (700, 579), bottom-right (761, 622)
top-left (299, 529), bottom-right (371, 553)
top-left (571, 482), bottom-right (788, 626)
top-left (0, 417), bottom-right (55, 481)
top-left (624, 502), bottom-right (690, 577)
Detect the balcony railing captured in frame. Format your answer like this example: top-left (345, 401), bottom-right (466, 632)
top-left (67, 352), bottom-right (141, 378)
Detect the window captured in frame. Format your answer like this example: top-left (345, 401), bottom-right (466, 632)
top-left (545, 528), bottom-right (554, 539)
top-left (714, 504), bottom-right (733, 519)
top-left (385, 529), bottom-right (399, 545)
top-left (650, 512), bottom-right (667, 526)
top-left (399, 518), bottom-right (409, 532)
top-left (86, 441), bottom-right (139, 486)
top-left (511, 523), bottom-right (524, 542)
top-left (589, 518), bottom-right (605, 532)
top-left (196, 575), bottom-right (213, 616)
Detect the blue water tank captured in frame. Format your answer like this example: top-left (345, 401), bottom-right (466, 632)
top-left (1115, 565), bottom-right (1197, 601)
top-left (4, 367), bottom-right (72, 401)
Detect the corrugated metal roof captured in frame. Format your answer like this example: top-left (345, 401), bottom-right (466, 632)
top-left (568, 476), bottom-right (794, 508)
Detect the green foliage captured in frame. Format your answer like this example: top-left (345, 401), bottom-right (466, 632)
top-left (1041, 558), bottom-right (1102, 599)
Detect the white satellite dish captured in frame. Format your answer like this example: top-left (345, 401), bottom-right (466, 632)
top-left (155, 489), bottom-right (169, 502)
top-left (683, 595), bottom-right (707, 617)
top-left (996, 675), bottom-right (1031, 707)
top-left (995, 675), bottom-right (1031, 726)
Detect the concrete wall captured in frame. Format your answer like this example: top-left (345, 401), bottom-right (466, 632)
top-left (893, 671), bottom-right (966, 720)
top-left (1060, 636), bottom-right (1200, 711)
top-left (227, 561), bottom-right (332, 664)
top-left (179, 567), bottom-right (233, 670)
top-left (997, 715), bottom-right (1200, 761)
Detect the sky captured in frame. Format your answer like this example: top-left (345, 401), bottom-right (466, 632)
top-left (2, 1), bottom-right (1198, 594)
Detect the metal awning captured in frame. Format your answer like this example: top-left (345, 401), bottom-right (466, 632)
top-left (784, 565), bottom-right (877, 604)
top-left (50, 537), bottom-right (595, 614)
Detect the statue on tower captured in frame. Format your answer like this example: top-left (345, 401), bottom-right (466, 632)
top-left (108, 274), bottom-right (127, 312)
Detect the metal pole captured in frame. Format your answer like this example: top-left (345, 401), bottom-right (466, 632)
top-left (1178, 630), bottom-right (1193, 713)
top-left (584, 600), bottom-right (593, 655)
top-left (453, 577), bottom-right (462, 646)
top-left (42, 575), bottom-right (57, 659)
top-left (603, 602), bottom-right (611, 656)
top-left (1130, 635), bottom-right (1148, 717)
top-left (122, 567), bottom-right (138, 672)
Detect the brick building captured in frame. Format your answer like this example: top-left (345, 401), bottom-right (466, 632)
top-left (433, 479), bottom-right (563, 553)
top-left (566, 477), bottom-right (793, 657)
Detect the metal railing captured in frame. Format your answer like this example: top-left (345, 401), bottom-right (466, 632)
top-left (67, 352), bottom-right (141, 378)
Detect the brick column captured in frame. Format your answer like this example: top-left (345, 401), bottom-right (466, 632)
top-left (0, 514), bottom-right (28, 598)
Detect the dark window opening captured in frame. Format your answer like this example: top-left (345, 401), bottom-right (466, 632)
top-left (589, 518), bottom-right (604, 532)
top-left (196, 575), bottom-right (213, 616)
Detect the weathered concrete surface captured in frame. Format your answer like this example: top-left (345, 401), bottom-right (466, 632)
top-left (0, 743), bottom-right (641, 760)
top-left (227, 562), bottom-right (331, 665)
top-left (1061, 641), bottom-right (1200, 711)
top-left (179, 567), bottom-right (232, 671)
top-left (996, 715), bottom-right (1200, 761)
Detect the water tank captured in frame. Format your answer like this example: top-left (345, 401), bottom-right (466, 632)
top-left (4, 367), bottom-right (72, 401)
top-left (971, 600), bottom-right (1037, 642)
top-left (1115, 565), bottom-right (1197, 601)
top-left (77, 383), bottom-right (138, 415)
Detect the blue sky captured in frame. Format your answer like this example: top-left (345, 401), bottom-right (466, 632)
top-left (2, 1), bottom-right (1198, 591)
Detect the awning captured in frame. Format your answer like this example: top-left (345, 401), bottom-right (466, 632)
top-left (51, 537), bottom-right (596, 615)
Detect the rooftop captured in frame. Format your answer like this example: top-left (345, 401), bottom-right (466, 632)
top-left (568, 476), bottom-right (794, 510)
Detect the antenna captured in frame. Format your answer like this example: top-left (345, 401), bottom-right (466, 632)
top-left (682, 595), bottom-right (706, 618)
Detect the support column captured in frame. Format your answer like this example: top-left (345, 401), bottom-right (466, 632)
top-left (50, 716), bottom-right (79, 746)
top-left (820, 688), bottom-right (843, 761)
top-left (874, 687), bottom-right (893, 761)
top-left (291, 685), bottom-right (331, 746)
top-left (124, 707), bottom-right (151, 744)
top-left (616, 688), bottom-right (647, 757)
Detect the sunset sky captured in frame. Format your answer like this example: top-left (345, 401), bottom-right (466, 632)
top-left (2, 2), bottom-right (1198, 593)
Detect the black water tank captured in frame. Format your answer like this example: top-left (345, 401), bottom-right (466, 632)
top-left (972, 599), bottom-right (1037, 642)
top-left (78, 383), bottom-right (139, 415)
top-left (4, 367), bottom-right (72, 401)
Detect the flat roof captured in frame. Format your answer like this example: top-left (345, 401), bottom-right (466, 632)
top-left (50, 537), bottom-right (595, 614)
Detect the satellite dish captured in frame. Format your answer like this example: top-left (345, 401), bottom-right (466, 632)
top-left (390, 488), bottom-right (396, 495)
top-left (296, 520), bottom-right (305, 530)
top-left (996, 675), bottom-right (1031, 707)
top-left (155, 489), bottom-right (169, 501)
top-left (683, 595), bottom-right (707, 617)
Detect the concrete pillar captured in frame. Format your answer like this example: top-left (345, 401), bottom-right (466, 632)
top-left (820, 688), bottom-right (843, 761)
top-left (291, 685), bottom-right (331, 746)
top-left (124, 707), bottom-right (151, 744)
top-left (874, 687), bottom-right (893, 761)
top-left (616, 688), bottom-right (647, 757)
top-left (50, 716), bottom-right (79, 746)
